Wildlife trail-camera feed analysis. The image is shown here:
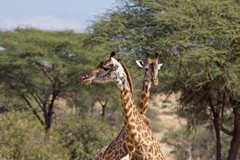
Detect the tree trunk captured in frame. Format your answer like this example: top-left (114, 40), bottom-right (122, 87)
top-left (213, 112), bottom-right (222, 160)
top-left (227, 107), bottom-right (240, 160)
top-left (97, 98), bottom-right (108, 118)
top-left (206, 89), bottom-right (222, 160)
top-left (102, 105), bottom-right (106, 118)
top-left (44, 111), bottom-right (52, 132)
top-left (44, 88), bottom-right (59, 133)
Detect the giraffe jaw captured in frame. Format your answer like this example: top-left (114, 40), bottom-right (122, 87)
top-left (81, 75), bottom-right (95, 85)
top-left (81, 71), bottom-right (116, 85)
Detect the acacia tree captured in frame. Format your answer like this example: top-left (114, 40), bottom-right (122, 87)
top-left (151, 1), bottom-right (240, 159)
top-left (88, 0), bottom-right (240, 159)
top-left (0, 28), bottom-right (123, 132)
top-left (0, 29), bottom-right (86, 132)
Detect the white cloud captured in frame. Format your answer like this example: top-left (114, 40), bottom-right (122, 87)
top-left (0, 16), bottom-right (87, 32)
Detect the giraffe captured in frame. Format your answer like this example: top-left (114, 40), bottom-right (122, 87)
top-left (93, 53), bottom-right (163, 160)
top-left (80, 52), bottom-right (165, 160)
top-left (136, 52), bottom-right (163, 115)
top-left (120, 52), bottom-right (163, 160)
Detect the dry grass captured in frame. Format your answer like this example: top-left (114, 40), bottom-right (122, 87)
top-left (148, 92), bottom-right (187, 160)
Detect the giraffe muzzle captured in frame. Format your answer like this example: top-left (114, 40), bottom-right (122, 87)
top-left (153, 78), bottom-right (159, 86)
top-left (80, 74), bottom-right (93, 85)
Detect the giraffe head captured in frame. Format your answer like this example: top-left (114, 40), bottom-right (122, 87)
top-left (80, 51), bottom-right (127, 86)
top-left (136, 52), bottom-right (163, 86)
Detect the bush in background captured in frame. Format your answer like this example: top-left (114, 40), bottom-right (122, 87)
top-left (56, 114), bottom-right (117, 160)
top-left (0, 111), bottom-right (69, 160)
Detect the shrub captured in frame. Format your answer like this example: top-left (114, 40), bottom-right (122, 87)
top-left (56, 114), bottom-right (117, 160)
top-left (0, 111), bottom-right (69, 160)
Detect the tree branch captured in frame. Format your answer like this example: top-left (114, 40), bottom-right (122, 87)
top-left (220, 124), bottom-right (233, 136)
top-left (6, 81), bottom-right (44, 125)
top-left (8, 71), bottom-right (44, 109)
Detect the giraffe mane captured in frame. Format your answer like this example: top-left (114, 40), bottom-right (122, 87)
top-left (119, 60), bottom-right (133, 96)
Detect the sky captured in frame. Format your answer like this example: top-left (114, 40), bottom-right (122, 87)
top-left (0, 0), bottom-right (116, 32)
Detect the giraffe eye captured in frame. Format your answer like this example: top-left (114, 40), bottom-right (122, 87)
top-left (103, 67), bottom-right (110, 71)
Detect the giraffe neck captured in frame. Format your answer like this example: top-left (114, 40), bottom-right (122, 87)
top-left (116, 61), bottom-right (141, 151)
top-left (119, 81), bottom-right (140, 151)
top-left (138, 73), bottom-right (152, 114)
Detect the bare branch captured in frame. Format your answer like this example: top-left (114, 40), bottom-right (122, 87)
top-left (6, 81), bottom-right (44, 125)
top-left (220, 124), bottom-right (233, 136)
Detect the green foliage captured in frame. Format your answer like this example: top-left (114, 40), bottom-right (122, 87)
top-left (88, 0), bottom-right (240, 102)
top-left (0, 28), bottom-right (121, 131)
top-left (0, 28), bottom-right (122, 159)
top-left (0, 111), bottom-right (69, 160)
top-left (163, 124), bottom-right (240, 160)
top-left (0, 111), bottom-right (117, 160)
top-left (163, 126), bottom-right (216, 160)
top-left (56, 115), bottom-right (117, 160)
top-left (88, 0), bottom-right (240, 158)
top-left (1, 0), bottom-right (239, 158)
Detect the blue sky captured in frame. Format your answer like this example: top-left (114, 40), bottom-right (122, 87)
top-left (0, 0), bottom-right (116, 32)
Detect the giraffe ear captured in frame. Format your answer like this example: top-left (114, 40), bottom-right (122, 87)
top-left (136, 60), bottom-right (145, 68)
top-left (158, 63), bottom-right (163, 69)
top-left (155, 52), bottom-right (160, 58)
